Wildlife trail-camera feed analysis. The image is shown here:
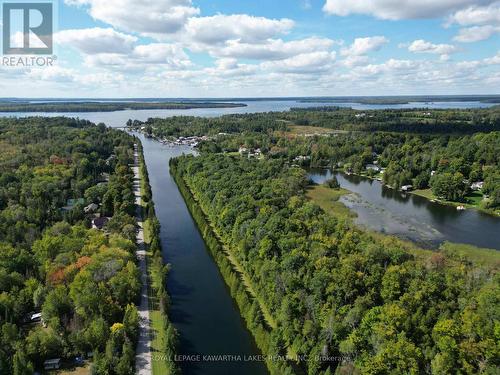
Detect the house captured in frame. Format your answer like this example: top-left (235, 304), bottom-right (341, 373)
top-left (401, 185), bottom-right (413, 192)
top-left (92, 217), bottom-right (109, 230)
top-left (30, 312), bottom-right (42, 323)
top-left (84, 203), bottom-right (99, 214)
top-left (366, 164), bottom-right (381, 172)
top-left (431, 170), bottom-right (436, 177)
top-left (238, 146), bottom-right (248, 155)
top-left (44, 359), bottom-right (62, 370)
top-left (471, 181), bottom-right (484, 191)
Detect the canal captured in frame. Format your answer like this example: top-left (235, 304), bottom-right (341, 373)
top-left (136, 134), bottom-right (268, 375)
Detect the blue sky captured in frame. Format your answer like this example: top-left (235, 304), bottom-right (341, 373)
top-left (1, 0), bottom-right (499, 97)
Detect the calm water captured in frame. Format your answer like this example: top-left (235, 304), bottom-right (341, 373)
top-left (136, 133), bottom-right (268, 375)
top-left (309, 169), bottom-right (500, 250)
top-left (0, 99), bottom-right (495, 123)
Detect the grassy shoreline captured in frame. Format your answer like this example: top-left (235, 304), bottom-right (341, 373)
top-left (305, 182), bottom-right (499, 267)
top-left (137, 141), bottom-right (179, 375)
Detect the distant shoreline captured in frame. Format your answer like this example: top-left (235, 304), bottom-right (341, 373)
top-left (0, 101), bottom-right (247, 113)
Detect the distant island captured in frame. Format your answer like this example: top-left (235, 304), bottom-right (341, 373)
top-left (298, 95), bottom-right (500, 105)
top-left (0, 101), bottom-right (247, 112)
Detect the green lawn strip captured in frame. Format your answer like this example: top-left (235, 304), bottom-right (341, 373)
top-left (138, 147), bottom-right (173, 375)
top-left (188, 186), bottom-right (278, 330)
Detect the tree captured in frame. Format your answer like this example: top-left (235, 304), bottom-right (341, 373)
top-left (323, 176), bottom-right (340, 189)
top-left (431, 172), bottom-right (467, 201)
top-left (12, 348), bottom-right (33, 375)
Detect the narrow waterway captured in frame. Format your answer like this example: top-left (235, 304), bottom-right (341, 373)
top-left (309, 169), bottom-right (500, 250)
top-left (136, 133), bottom-right (268, 375)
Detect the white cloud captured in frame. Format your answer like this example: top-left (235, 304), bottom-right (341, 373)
top-left (453, 25), bottom-right (500, 42)
top-left (55, 27), bottom-right (191, 71)
top-left (446, 3), bottom-right (500, 26)
top-left (185, 14), bottom-right (294, 45)
top-left (132, 43), bottom-right (191, 66)
top-left (406, 39), bottom-right (458, 55)
top-left (83, 43), bottom-right (191, 71)
top-left (261, 51), bottom-right (336, 73)
top-left (213, 37), bottom-right (335, 60)
top-left (322, 0), bottom-right (497, 20)
top-left (444, 2), bottom-right (500, 43)
top-left (64, 0), bottom-right (200, 37)
top-left (26, 66), bottom-right (77, 82)
top-left (55, 28), bottom-right (137, 54)
top-left (341, 36), bottom-right (388, 56)
top-left (341, 55), bottom-right (370, 67)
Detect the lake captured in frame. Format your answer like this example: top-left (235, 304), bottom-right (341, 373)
top-left (309, 169), bottom-right (500, 250)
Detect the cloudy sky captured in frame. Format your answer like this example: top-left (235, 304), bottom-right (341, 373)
top-left (2, 0), bottom-right (500, 97)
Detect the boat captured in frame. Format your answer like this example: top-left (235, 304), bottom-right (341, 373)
top-left (456, 205), bottom-right (466, 211)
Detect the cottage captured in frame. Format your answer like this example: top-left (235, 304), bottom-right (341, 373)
top-left (366, 164), bottom-right (381, 172)
top-left (30, 312), bottom-right (42, 322)
top-left (92, 217), bottom-right (109, 230)
top-left (401, 185), bottom-right (413, 192)
top-left (471, 181), bottom-right (484, 191)
top-left (84, 203), bottom-right (99, 213)
top-left (43, 358), bottom-right (62, 370)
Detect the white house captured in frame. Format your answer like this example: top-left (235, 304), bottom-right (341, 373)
top-left (471, 181), bottom-right (484, 191)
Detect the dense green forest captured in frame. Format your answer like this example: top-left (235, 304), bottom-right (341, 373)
top-left (0, 117), bottom-right (142, 373)
top-left (172, 154), bottom-right (499, 375)
top-left (0, 101), bottom-right (245, 113)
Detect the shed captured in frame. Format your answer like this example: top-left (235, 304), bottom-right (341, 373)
top-left (92, 217), bottom-right (109, 230)
top-left (84, 203), bottom-right (99, 213)
top-left (43, 359), bottom-right (62, 370)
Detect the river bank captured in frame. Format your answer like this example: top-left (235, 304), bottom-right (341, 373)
top-left (136, 141), bottom-right (180, 375)
top-left (325, 168), bottom-right (499, 217)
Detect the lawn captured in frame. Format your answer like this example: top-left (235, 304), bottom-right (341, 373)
top-left (58, 364), bottom-right (90, 375)
top-left (288, 125), bottom-right (336, 135)
top-left (305, 184), bottom-right (355, 219)
top-left (412, 188), bottom-right (486, 209)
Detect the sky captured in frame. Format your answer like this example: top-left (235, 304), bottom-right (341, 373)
top-left (1, 0), bottom-right (499, 98)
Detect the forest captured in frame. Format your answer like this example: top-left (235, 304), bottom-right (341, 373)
top-left (171, 153), bottom-right (499, 375)
top-left (0, 117), bottom-right (142, 374)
